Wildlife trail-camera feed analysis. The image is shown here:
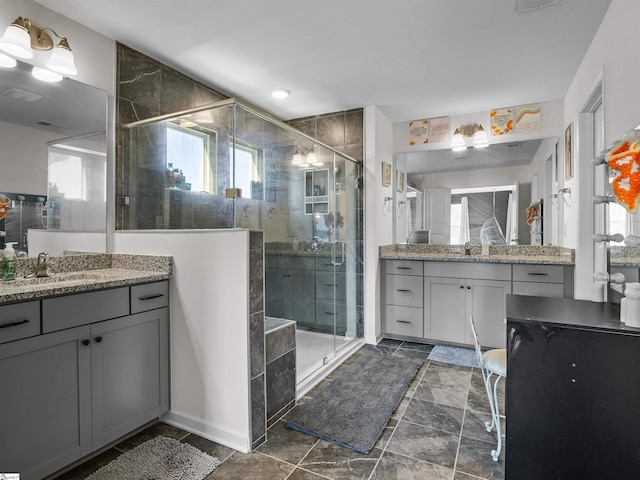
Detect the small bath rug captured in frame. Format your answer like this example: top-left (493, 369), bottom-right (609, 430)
top-left (84, 435), bottom-right (220, 480)
top-left (285, 349), bottom-right (423, 454)
top-left (428, 345), bottom-right (480, 368)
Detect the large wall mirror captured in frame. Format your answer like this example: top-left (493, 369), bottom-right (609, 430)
top-left (394, 137), bottom-right (559, 246)
top-left (0, 59), bottom-right (107, 256)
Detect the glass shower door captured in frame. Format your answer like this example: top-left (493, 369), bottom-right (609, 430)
top-left (329, 153), bottom-right (362, 355)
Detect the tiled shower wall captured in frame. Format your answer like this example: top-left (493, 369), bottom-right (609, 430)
top-left (116, 43), bottom-right (229, 230)
top-left (116, 43), bottom-right (364, 232)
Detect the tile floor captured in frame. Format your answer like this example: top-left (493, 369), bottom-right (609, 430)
top-left (54, 339), bottom-right (505, 480)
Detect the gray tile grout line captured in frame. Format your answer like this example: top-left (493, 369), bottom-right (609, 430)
top-left (452, 370), bottom-right (474, 479)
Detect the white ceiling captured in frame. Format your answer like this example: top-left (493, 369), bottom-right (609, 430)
top-left (33, 0), bottom-right (612, 123)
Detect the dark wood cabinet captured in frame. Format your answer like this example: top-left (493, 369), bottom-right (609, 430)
top-left (506, 295), bottom-right (640, 480)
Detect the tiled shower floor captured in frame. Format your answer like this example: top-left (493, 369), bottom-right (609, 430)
top-left (55, 339), bottom-right (505, 480)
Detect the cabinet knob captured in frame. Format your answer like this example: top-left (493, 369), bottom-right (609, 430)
top-left (94, 336), bottom-right (103, 343)
top-left (467, 285), bottom-right (471, 289)
top-left (459, 285), bottom-right (464, 289)
top-left (82, 339), bottom-right (91, 346)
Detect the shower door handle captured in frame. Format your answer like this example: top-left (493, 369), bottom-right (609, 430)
top-left (331, 241), bottom-right (345, 266)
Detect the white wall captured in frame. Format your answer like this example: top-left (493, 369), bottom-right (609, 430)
top-left (0, 120), bottom-right (56, 195)
top-left (410, 164), bottom-right (531, 191)
top-left (114, 230), bottom-right (253, 452)
top-left (563, 0), bottom-right (638, 298)
top-left (364, 106), bottom-right (394, 344)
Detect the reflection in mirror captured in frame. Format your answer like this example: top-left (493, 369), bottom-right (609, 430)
top-left (395, 138), bottom-right (552, 245)
top-left (0, 59), bottom-right (107, 255)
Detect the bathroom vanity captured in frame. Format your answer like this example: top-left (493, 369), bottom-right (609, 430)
top-left (0, 253), bottom-right (172, 480)
top-left (380, 244), bottom-right (574, 348)
top-left (506, 294), bottom-right (638, 479)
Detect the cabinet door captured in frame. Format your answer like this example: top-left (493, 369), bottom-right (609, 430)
top-left (265, 267), bottom-right (288, 319)
top-left (0, 326), bottom-right (92, 480)
top-left (424, 276), bottom-right (466, 343)
top-left (467, 279), bottom-right (510, 349)
top-left (290, 269), bottom-right (316, 326)
top-left (91, 308), bottom-right (169, 448)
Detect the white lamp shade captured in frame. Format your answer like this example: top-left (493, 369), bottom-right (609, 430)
top-left (451, 131), bottom-right (467, 151)
top-left (0, 24), bottom-right (33, 59)
top-left (473, 128), bottom-right (489, 148)
top-left (32, 66), bottom-right (62, 82)
top-left (0, 52), bottom-right (17, 68)
top-left (292, 153), bottom-right (303, 165)
top-left (47, 44), bottom-right (77, 75)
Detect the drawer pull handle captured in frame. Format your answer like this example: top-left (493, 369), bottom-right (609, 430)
top-left (94, 336), bottom-right (103, 343)
top-left (396, 289), bottom-right (412, 292)
top-left (139, 294), bottom-right (164, 300)
top-left (82, 339), bottom-right (91, 346)
top-left (0, 319), bottom-right (29, 329)
top-left (324, 283), bottom-right (337, 287)
top-left (396, 267), bottom-right (411, 270)
top-left (527, 272), bottom-right (549, 276)
top-left (396, 320), bottom-right (412, 324)
top-left (324, 311), bottom-right (337, 315)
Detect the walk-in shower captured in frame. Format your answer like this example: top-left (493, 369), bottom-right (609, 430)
top-left (122, 99), bottom-right (364, 388)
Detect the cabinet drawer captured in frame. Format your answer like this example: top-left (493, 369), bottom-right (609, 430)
top-left (386, 275), bottom-right (423, 307)
top-left (131, 281), bottom-right (169, 314)
top-left (316, 271), bottom-right (346, 302)
top-left (513, 281), bottom-right (564, 298)
top-left (316, 256), bottom-right (347, 272)
top-left (315, 301), bottom-right (347, 332)
top-left (385, 305), bottom-right (423, 337)
top-left (424, 262), bottom-right (511, 281)
top-left (43, 287), bottom-right (129, 333)
top-left (386, 260), bottom-right (423, 276)
top-left (513, 264), bottom-right (564, 283)
top-left (0, 301), bottom-right (40, 344)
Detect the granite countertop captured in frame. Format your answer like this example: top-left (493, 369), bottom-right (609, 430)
top-left (379, 244), bottom-right (575, 265)
top-left (609, 246), bottom-right (640, 267)
top-left (0, 253), bottom-right (172, 305)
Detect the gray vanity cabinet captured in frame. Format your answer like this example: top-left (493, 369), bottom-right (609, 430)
top-left (91, 307), bottom-right (169, 448)
top-left (0, 281), bottom-right (170, 480)
top-left (423, 263), bottom-right (511, 349)
top-left (0, 326), bottom-right (92, 480)
top-left (265, 255), bottom-right (316, 327)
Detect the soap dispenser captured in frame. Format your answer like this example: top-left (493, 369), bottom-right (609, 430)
top-left (2, 242), bottom-right (16, 281)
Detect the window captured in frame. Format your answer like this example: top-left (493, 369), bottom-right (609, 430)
top-left (230, 141), bottom-right (263, 200)
top-left (166, 124), bottom-right (213, 193)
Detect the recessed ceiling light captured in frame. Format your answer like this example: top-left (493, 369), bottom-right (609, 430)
top-left (272, 89), bottom-right (290, 99)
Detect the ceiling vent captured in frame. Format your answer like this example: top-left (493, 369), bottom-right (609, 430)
top-left (37, 120), bottom-right (68, 130)
top-left (517, 0), bottom-right (560, 13)
top-left (2, 88), bottom-right (42, 102)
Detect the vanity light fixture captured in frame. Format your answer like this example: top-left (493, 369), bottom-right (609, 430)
top-left (451, 123), bottom-right (490, 151)
top-left (0, 16), bottom-right (77, 82)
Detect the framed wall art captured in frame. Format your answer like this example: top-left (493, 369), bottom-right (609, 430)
top-left (382, 161), bottom-right (392, 187)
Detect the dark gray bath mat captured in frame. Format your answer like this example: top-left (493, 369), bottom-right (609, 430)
top-left (285, 349), bottom-right (423, 453)
top-left (85, 435), bottom-right (220, 480)
top-left (427, 345), bottom-right (479, 368)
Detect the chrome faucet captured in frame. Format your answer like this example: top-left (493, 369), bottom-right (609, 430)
top-left (34, 252), bottom-right (54, 278)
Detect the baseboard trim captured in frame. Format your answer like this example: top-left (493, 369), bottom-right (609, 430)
top-left (161, 409), bottom-right (250, 453)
